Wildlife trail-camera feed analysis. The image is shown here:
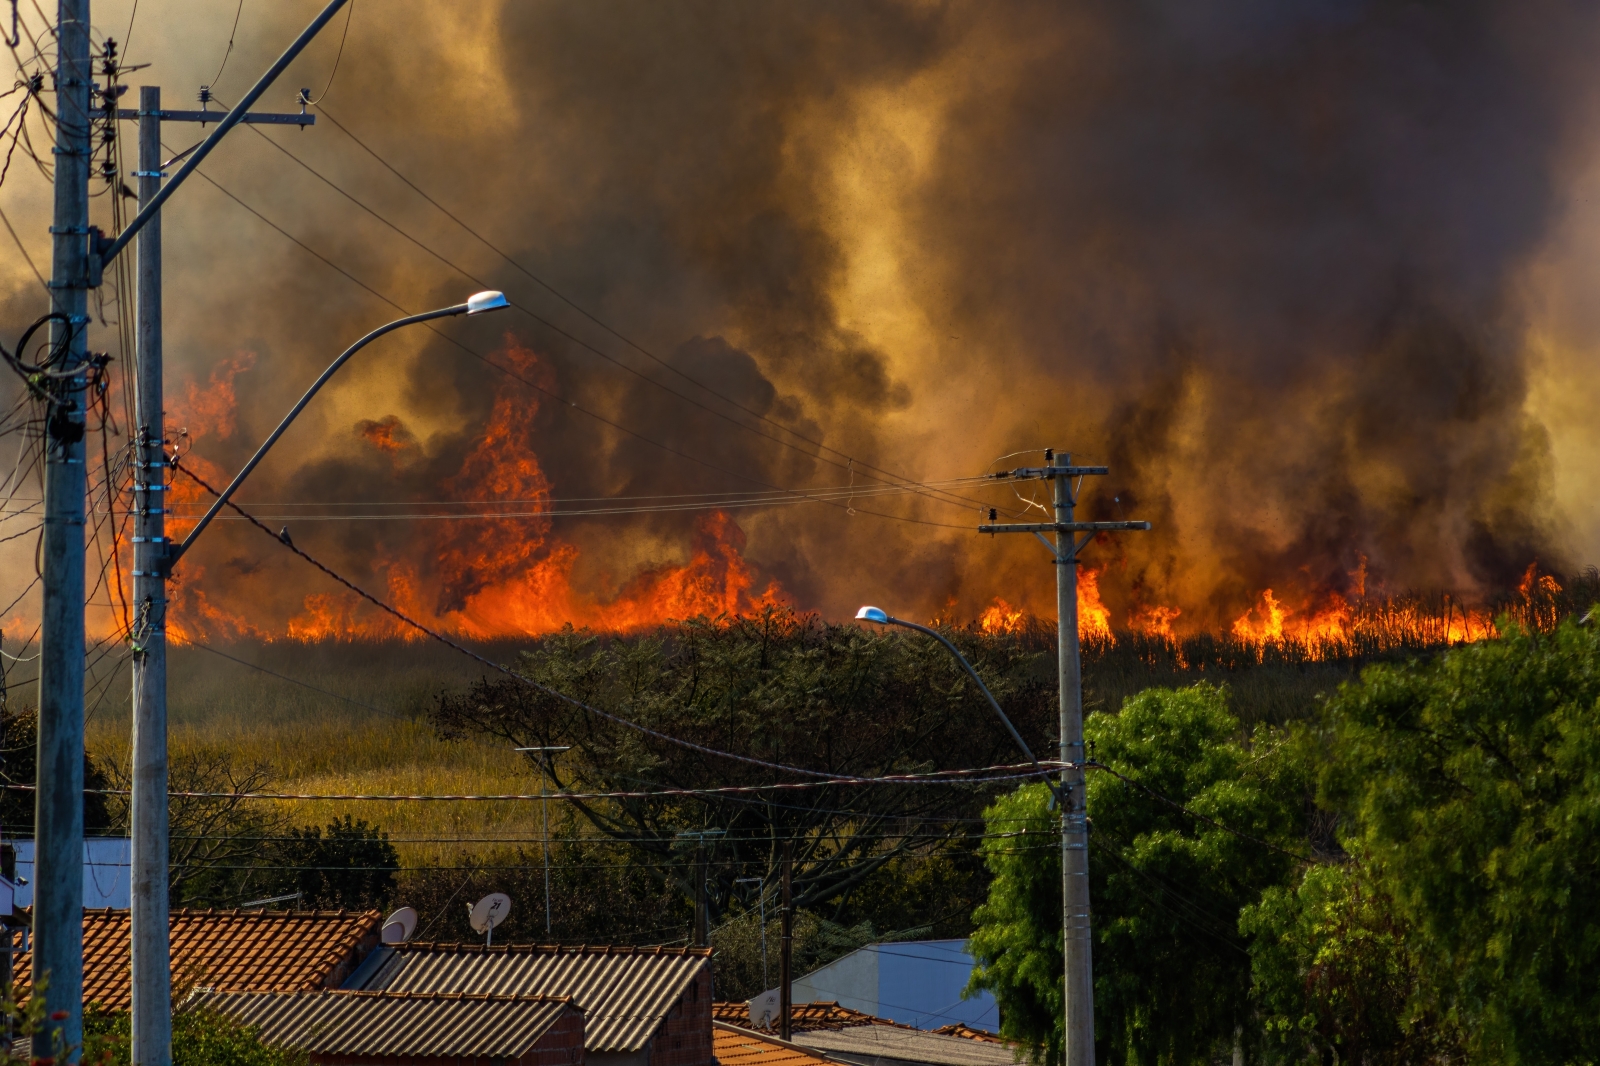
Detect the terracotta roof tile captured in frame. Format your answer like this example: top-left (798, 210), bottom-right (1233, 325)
top-left (15, 908), bottom-right (383, 1011)
top-left (931, 1024), bottom-right (1006, 1044)
top-left (714, 1023), bottom-right (836, 1066)
top-left (713, 1002), bottom-right (915, 1032)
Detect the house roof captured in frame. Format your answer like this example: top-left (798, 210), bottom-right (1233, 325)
top-left (712, 1001), bottom-right (915, 1032)
top-left (791, 1026), bottom-right (1018, 1066)
top-left (931, 1025), bottom-right (1005, 1044)
top-left (15, 908), bottom-right (383, 1011)
top-left (350, 942), bottom-right (712, 1053)
top-left (192, 989), bottom-right (580, 1060)
top-left (713, 1022), bottom-right (838, 1066)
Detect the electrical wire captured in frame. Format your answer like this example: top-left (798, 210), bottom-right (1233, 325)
top-left (310, 103), bottom-right (993, 514)
top-left (172, 459), bottom-right (983, 776)
top-left (166, 148), bottom-right (975, 532)
top-left (237, 118), bottom-right (978, 515)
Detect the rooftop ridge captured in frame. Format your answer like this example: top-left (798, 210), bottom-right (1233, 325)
top-left (400, 940), bottom-right (712, 958)
top-left (202, 988), bottom-right (579, 1006)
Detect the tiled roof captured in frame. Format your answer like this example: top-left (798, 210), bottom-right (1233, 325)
top-left (15, 909), bottom-right (383, 1011)
top-left (352, 942), bottom-right (712, 1053)
top-left (713, 1022), bottom-right (836, 1066)
top-left (931, 1024), bottom-right (1005, 1044)
top-left (192, 989), bottom-right (580, 1059)
top-left (792, 1026), bottom-right (1018, 1066)
top-left (712, 1002), bottom-right (915, 1033)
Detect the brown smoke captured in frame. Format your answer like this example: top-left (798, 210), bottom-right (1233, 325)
top-left (2, 0), bottom-right (1598, 640)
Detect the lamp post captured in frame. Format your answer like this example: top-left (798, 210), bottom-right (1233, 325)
top-left (854, 606), bottom-right (1072, 1050)
top-left (514, 745), bottom-right (571, 937)
top-left (128, 291), bottom-right (508, 1066)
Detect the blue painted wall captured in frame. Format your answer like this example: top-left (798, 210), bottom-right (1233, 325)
top-left (790, 939), bottom-right (999, 1030)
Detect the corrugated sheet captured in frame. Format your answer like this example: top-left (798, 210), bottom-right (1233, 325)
top-left (356, 943), bottom-right (711, 1052)
top-left (15, 909), bottom-right (381, 1011)
top-left (192, 989), bottom-right (578, 1059)
top-left (792, 1026), bottom-right (1018, 1066)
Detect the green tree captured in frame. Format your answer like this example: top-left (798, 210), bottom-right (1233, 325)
top-left (431, 608), bottom-right (1054, 922)
top-left (267, 815), bottom-right (399, 911)
top-left (969, 685), bottom-right (1302, 1065)
top-left (1313, 618), bottom-right (1600, 1064)
top-left (1241, 861), bottom-right (1460, 1063)
top-left (85, 1006), bottom-right (307, 1066)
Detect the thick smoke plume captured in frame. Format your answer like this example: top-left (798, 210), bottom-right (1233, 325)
top-left (2, 0), bottom-right (1598, 640)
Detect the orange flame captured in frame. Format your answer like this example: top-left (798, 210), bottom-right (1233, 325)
top-left (1077, 568), bottom-right (1113, 643)
top-left (1133, 605), bottom-right (1181, 640)
top-left (978, 598), bottom-right (1026, 636)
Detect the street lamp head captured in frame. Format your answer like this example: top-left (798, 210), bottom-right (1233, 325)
top-left (855, 606), bottom-right (890, 624)
top-left (467, 290), bottom-right (510, 315)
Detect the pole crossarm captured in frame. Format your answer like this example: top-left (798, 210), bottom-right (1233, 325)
top-left (979, 520), bottom-right (1152, 534)
top-left (99, 0), bottom-right (351, 267)
top-left (998, 464), bottom-right (1109, 479)
top-left (114, 108), bottom-right (314, 126)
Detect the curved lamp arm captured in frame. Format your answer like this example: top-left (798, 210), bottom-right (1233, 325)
top-left (168, 291), bottom-right (509, 567)
top-left (856, 605), bottom-right (1050, 774)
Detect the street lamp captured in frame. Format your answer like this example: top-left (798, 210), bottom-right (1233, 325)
top-left (167, 290), bottom-right (510, 562)
top-left (128, 291), bottom-right (510, 1066)
top-left (514, 745), bottom-right (572, 937)
top-left (854, 606), bottom-right (1054, 779)
top-left (855, 605), bottom-right (1074, 1056)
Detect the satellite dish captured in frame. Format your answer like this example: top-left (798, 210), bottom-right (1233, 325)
top-left (381, 906), bottom-right (418, 944)
top-left (469, 893), bottom-right (512, 944)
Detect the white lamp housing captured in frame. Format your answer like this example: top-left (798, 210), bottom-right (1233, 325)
top-left (467, 290), bottom-right (510, 314)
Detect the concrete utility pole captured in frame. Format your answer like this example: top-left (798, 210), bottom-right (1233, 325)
top-left (35, 0), bottom-right (93, 1057)
top-left (129, 85), bottom-right (168, 1066)
top-left (979, 450), bottom-right (1150, 1066)
top-left (121, 93), bottom-right (313, 1066)
top-left (780, 841), bottom-right (793, 1040)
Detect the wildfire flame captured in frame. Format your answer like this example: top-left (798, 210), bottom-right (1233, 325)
top-left (975, 567), bottom-right (1114, 642)
top-left (165, 340), bottom-right (783, 643)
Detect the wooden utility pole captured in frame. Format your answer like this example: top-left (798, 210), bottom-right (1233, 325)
top-left (979, 450), bottom-right (1150, 1066)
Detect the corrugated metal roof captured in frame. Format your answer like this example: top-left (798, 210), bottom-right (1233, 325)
top-left (191, 989), bottom-right (579, 1059)
top-left (713, 1022), bottom-right (837, 1066)
top-left (15, 909), bottom-right (382, 1011)
top-left (792, 1026), bottom-right (1018, 1066)
top-left (354, 943), bottom-right (712, 1053)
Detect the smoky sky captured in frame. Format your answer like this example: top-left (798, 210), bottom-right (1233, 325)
top-left (1, 0), bottom-right (1593, 635)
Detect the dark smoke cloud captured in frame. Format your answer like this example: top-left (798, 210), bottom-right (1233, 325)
top-left (2, 0), bottom-right (1593, 635)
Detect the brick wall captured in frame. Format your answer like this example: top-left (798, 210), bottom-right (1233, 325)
top-left (521, 1008), bottom-right (588, 1066)
top-left (648, 964), bottom-right (713, 1066)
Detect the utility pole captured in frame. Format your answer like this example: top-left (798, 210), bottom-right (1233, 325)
top-left (36, 0), bottom-right (93, 1057)
top-left (780, 841), bottom-right (793, 1041)
top-left (694, 841), bottom-right (708, 947)
top-left (979, 450), bottom-right (1150, 1066)
top-left (734, 877), bottom-right (767, 989)
top-left (129, 85), bottom-right (168, 1066)
top-left (512, 746), bottom-right (569, 937)
top-left (120, 93), bottom-right (312, 1066)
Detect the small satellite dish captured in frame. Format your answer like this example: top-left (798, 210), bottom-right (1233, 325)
top-left (469, 892), bottom-right (512, 944)
top-left (747, 989), bottom-right (780, 1030)
top-left (381, 906), bottom-right (418, 944)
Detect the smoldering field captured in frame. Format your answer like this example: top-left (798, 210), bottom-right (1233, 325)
top-left (5, 2), bottom-right (1600, 649)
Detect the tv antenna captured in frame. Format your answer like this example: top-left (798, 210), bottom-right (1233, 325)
top-left (469, 892), bottom-right (512, 946)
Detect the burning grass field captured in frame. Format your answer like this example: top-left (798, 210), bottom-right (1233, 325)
top-left (70, 565), bottom-right (1598, 871)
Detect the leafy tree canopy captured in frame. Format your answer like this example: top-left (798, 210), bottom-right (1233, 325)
top-left (1313, 618), bottom-right (1600, 1065)
top-left (968, 684), bottom-right (1302, 1066)
top-left (431, 608), bottom-right (1054, 921)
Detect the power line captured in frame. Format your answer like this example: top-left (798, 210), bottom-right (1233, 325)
top-left (172, 458), bottom-right (976, 777)
top-left (168, 149), bottom-right (974, 532)
top-left (237, 118), bottom-right (978, 515)
top-left (311, 104), bottom-right (990, 513)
